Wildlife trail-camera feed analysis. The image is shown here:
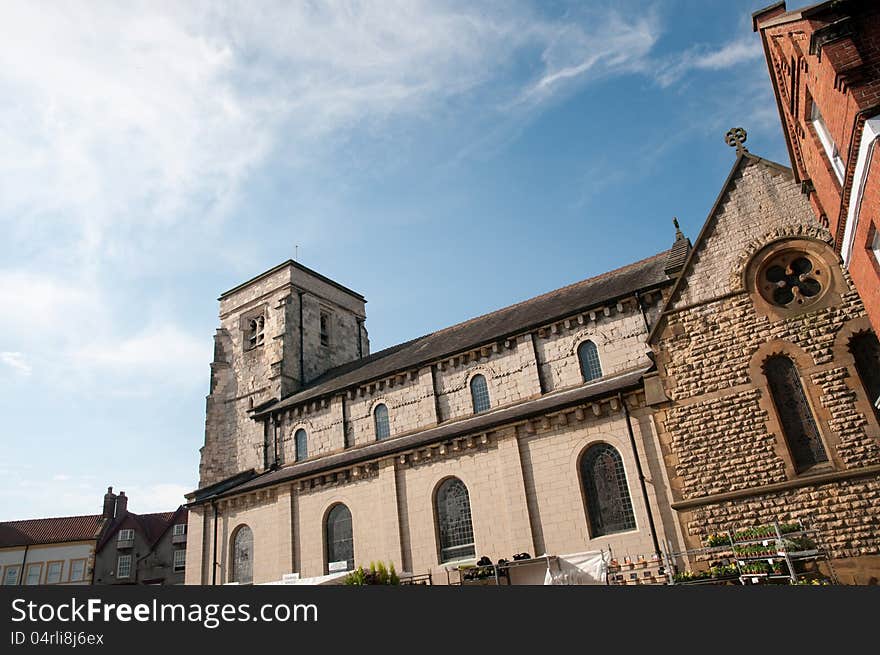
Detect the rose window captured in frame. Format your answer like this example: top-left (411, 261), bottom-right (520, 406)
top-left (758, 253), bottom-right (823, 308)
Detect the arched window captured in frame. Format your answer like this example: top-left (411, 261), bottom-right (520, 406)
top-left (374, 403), bottom-right (390, 440)
top-left (294, 429), bottom-right (308, 462)
top-left (231, 525), bottom-right (253, 584)
top-left (850, 332), bottom-right (880, 423)
top-left (435, 478), bottom-right (476, 563)
top-left (470, 374), bottom-right (490, 414)
top-left (325, 504), bottom-right (354, 572)
top-left (580, 444), bottom-right (636, 537)
top-left (577, 340), bottom-right (602, 382)
top-left (764, 355), bottom-right (828, 472)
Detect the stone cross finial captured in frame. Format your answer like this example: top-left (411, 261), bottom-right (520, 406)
top-left (725, 127), bottom-right (748, 154)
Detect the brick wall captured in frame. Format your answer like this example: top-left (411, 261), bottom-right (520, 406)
top-left (758, 3), bottom-right (880, 333)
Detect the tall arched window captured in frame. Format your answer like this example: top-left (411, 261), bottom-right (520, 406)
top-left (764, 355), bottom-right (828, 472)
top-left (294, 429), bottom-right (308, 462)
top-left (435, 478), bottom-right (476, 563)
top-left (231, 525), bottom-right (253, 584)
top-left (850, 332), bottom-right (880, 423)
top-left (580, 444), bottom-right (636, 537)
top-left (577, 340), bottom-right (602, 382)
top-left (470, 374), bottom-right (490, 414)
top-left (325, 504), bottom-right (354, 572)
top-left (374, 404), bottom-right (390, 440)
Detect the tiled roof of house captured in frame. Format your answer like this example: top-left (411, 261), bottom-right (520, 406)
top-left (256, 250), bottom-right (674, 416)
top-left (96, 507), bottom-right (188, 550)
top-left (0, 514), bottom-right (105, 547)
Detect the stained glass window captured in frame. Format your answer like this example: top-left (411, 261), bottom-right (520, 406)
top-left (295, 428), bottom-right (308, 462)
top-left (374, 404), bottom-right (390, 440)
top-left (436, 478), bottom-right (476, 563)
top-left (232, 525), bottom-right (253, 584)
top-left (764, 355), bottom-right (828, 472)
top-left (581, 444), bottom-right (636, 536)
top-left (578, 341), bottom-right (602, 382)
top-left (470, 374), bottom-right (491, 414)
top-left (325, 504), bottom-right (354, 572)
top-left (849, 332), bottom-right (880, 423)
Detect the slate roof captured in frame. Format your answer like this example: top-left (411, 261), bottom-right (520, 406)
top-left (96, 508), bottom-right (188, 550)
top-left (256, 250), bottom-right (674, 416)
top-left (200, 365), bottom-right (650, 501)
top-left (0, 514), bottom-right (105, 547)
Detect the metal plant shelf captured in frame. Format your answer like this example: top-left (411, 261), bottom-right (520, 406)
top-left (663, 518), bottom-right (838, 586)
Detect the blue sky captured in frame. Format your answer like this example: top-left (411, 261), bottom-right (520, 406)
top-left (0, 0), bottom-right (814, 520)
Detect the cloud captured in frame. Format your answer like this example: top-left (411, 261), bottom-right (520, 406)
top-left (522, 11), bottom-right (661, 102)
top-left (0, 352), bottom-right (31, 376)
top-left (71, 324), bottom-right (211, 389)
top-left (0, 1), bottom-right (673, 400)
top-left (0, 469), bottom-right (193, 521)
top-left (655, 36), bottom-right (763, 87)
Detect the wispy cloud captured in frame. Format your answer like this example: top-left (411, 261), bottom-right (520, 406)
top-left (0, 464), bottom-right (193, 521)
top-left (0, 1), bottom-right (673, 401)
top-left (655, 36), bottom-right (763, 87)
top-left (522, 11), bottom-right (661, 103)
top-left (0, 352), bottom-right (31, 376)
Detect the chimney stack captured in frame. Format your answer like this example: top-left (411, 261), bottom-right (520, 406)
top-left (116, 491), bottom-right (128, 517)
top-left (102, 487), bottom-right (117, 519)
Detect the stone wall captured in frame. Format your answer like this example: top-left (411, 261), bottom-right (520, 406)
top-left (187, 391), bottom-right (677, 584)
top-left (199, 263), bottom-right (367, 486)
top-left (652, 156), bottom-right (880, 572)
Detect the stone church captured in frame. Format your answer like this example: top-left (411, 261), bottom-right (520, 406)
top-left (184, 139), bottom-right (880, 585)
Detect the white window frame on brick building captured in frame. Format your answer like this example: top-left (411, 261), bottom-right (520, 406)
top-left (25, 563), bottom-right (42, 585)
top-left (45, 561), bottom-right (63, 585)
top-left (4, 565), bottom-right (20, 586)
top-left (117, 529), bottom-right (134, 547)
top-left (173, 523), bottom-right (186, 537)
top-left (810, 101), bottom-right (845, 183)
top-left (116, 555), bottom-right (132, 579)
top-left (68, 559), bottom-right (86, 583)
top-left (173, 549), bottom-right (186, 573)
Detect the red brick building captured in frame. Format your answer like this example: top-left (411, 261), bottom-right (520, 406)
top-left (754, 0), bottom-right (880, 351)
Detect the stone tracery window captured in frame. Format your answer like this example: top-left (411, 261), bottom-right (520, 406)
top-left (325, 504), bottom-right (354, 572)
top-left (435, 478), bottom-right (476, 563)
top-left (231, 525), bottom-right (253, 584)
top-left (580, 444), bottom-right (636, 536)
top-left (246, 315), bottom-right (265, 350)
top-left (850, 332), bottom-right (880, 423)
top-left (470, 374), bottom-right (490, 414)
top-left (758, 251), bottom-right (824, 309)
top-left (763, 355), bottom-right (828, 473)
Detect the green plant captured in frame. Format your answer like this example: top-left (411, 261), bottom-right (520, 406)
top-left (708, 563), bottom-right (738, 578)
top-left (705, 533), bottom-right (730, 547)
top-left (343, 561), bottom-right (401, 585)
top-left (673, 569), bottom-right (711, 583)
top-left (792, 577), bottom-right (831, 585)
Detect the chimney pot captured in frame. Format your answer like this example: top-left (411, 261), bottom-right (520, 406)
top-left (115, 491), bottom-right (128, 517)
top-left (102, 487), bottom-right (117, 519)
